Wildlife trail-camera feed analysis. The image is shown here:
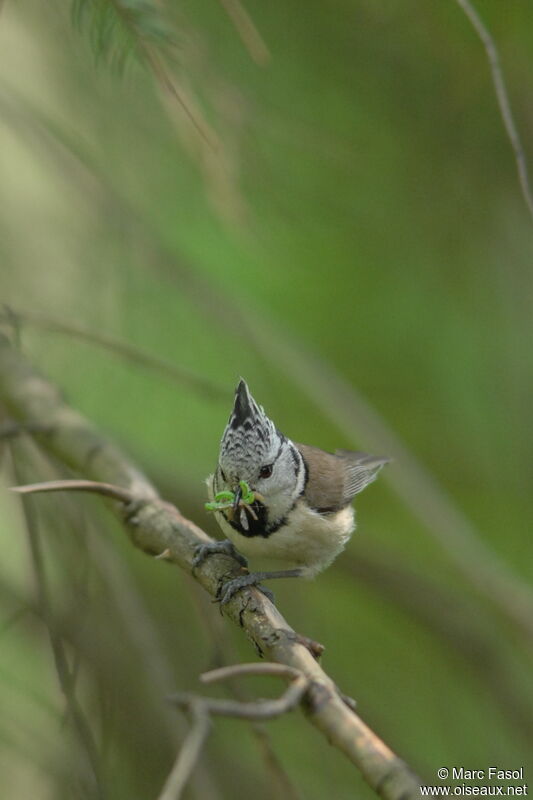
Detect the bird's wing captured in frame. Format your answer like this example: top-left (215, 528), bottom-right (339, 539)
top-left (335, 450), bottom-right (390, 505)
top-left (297, 444), bottom-right (389, 512)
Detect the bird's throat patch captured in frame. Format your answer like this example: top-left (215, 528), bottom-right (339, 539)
top-left (225, 500), bottom-right (271, 538)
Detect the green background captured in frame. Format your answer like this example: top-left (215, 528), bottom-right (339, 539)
top-left (0, 1), bottom-right (532, 798)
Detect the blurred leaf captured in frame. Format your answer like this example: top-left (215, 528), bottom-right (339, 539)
top-left (71, 0), bottom-right (173, 73)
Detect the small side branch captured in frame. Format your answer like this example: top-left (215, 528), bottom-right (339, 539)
top-left (10, 453), bottom-right (105, 798)
top-left (10, 478), bottom-right (134, 504)
top-left (216, 0), bottom-right (270, 65)
top-left (162, 664), bottom-right (307, 799)
top-left (169, 662), bottom-right (309, 721)
top-left (0, 307), bottom-right (226, 401)
top-left (454, 0), bottom-right (533, 222)
top-left (157, 704), bottom-right (211, 800)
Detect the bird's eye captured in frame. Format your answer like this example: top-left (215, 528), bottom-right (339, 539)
top-left (259, 464), bottom-right (273, 479)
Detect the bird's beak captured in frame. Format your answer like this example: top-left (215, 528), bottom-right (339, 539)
top-left (232, 483), bottom-right (242, 512)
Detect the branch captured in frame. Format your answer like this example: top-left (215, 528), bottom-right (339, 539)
top-left (454, 0), bottom-right (533, 223)
top-left (0, 307), bottom-right (226, 401)
top-left (9, 451), bottom-right (105, 797)
top-left (72, 0), bottom-right (217, 149)
top-left (216, 0), bottom-right (270, 65)
top-left (162, 664), bottom-right (306, 799)
top-left (0, 331), bottom-right (422, 800)
top-left (185, 574), bottom-right (303, 799)
top-left (10, 478), bottom-right (134, 504)
top-left (157, 705), bottom-right (211, 800)
top-left (170, 663), bottom-right (309, 721)
top-left (0, 421), bottom-right (53, 439)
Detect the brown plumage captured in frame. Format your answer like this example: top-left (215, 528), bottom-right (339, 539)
top-left (297, 444), bottom-right (390, 513)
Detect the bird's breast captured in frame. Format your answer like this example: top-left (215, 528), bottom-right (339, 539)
top-left (217, 498), bottom-right (356, 577)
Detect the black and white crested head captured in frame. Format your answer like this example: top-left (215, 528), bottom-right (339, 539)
top-left (220, 379), bottom-right (277, 475)
top-left (216, 379), bottom-right (306, 529)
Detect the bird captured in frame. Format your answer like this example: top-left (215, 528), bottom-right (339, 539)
top-left (195, 379), bottom-right (389, 604)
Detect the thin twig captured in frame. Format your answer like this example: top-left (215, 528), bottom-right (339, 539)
top-left (217, 0), bottom-right (270, 65)
top-left (9, 449), bottom-right (106, 799)
top-left (143, 48), bottom-right (219, 152)
top-left (105, 0), bottom-right (217, 151)
top-left (454, 0), bottom-right (533, 222)
top-left (201, 662), bottom-right (302, 684)
top-left (157, 705), bottom-right (211, 800)
top-left (10, 478), bottom-right (134, 504)
top-left (163, 662), bottom-right (309, 798)
top-left (0, 308), bottom-right (226, 401)
top-left (170, 663), bottom-right (309, 720)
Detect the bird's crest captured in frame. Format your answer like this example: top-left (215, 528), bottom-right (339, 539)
top-left (219, 380), bottom-right (278, 475)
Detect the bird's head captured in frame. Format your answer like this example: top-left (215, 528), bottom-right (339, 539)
top-left (215, 380), bottom-right (305, 526)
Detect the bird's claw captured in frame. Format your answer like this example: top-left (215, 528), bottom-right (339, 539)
top-left (192, 539), bottom-right (248, 570)
top-left (216, 574), bottom-right (275, 606)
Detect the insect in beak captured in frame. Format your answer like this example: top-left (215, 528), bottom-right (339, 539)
top-left (232, 484), bottom-right (242, 513)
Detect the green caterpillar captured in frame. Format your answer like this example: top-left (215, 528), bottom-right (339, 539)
top-left (205, 480), bottom-right (255, 512)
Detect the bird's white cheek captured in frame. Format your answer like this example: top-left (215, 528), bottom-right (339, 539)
top-left (262, 489), bottom-right (293, 524)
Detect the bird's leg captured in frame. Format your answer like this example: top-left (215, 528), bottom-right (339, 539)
top-left (192, 539), bottom-right (248, 570)
top-left (217, 568), bottom-right (305, 606)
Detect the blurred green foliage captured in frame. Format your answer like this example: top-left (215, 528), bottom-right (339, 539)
top-left (0, 1), bottom-right (532, 798)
